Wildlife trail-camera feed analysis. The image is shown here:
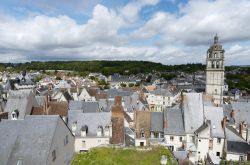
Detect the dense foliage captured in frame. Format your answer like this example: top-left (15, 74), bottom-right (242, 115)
top-left (71, 146), bottom-right (176, 165)
top-left (0, 61), bottom-right (205, 75)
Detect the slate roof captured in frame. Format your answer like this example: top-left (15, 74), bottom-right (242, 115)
top-left (55, 80), bottom-right (71, 88)
top-left (151, 112), bottom-right (164, 132)
top-left (225, 126), bottom-right (245, 142)
top-left (35, 96), bottom-right (46, 106)
top-left (98, 99), bottom-right (114, 112)
top-left (18, 75), bottom-right (35, 86)
top-left (4, 90), bottom-right (38, 119)
top-left (230, 101), bottom-right (250, 126)
top-left (182, 93), bottom-right (204, 134)
top-left (62, 90), bottom-right (73, 101)
top-left (110, 74), bottom-right (136, 83)
top-left (68, 111), bottom-right (111, 136)
top-left (204, 106), bottom-right (225, 138)
top-left (106, 89), bottom-right (133, 98)
top-left (164, 108), bottom-right (185, 135)
top-left (123, 93), bottom-right (146, 112)
top-left (69, 101), bottom-right (100, 113)
top-left (0, 115), bottom-right (60, 165)
top-left (149, 88), bottom-right (173, 96)
top-left (227, 141), bottom-right (250, 154)
top-left (173, 151), bottom-right (188, 161)
top-left (195, 122), bottom-right (209, 135)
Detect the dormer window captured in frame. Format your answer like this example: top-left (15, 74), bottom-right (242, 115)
top-left (104, 125), bottom-right (110, 136)
top-left (72, 121), bottom-right (77, 133)
top-left (81, 125), bottom-right (88, 137)
top-left (97, 125), bottom-right (103, 137)
top-left (11, 110), bottom-right (19, 120)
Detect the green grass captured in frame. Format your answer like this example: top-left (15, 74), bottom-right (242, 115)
top-left (71, 146), bottom-right (176, 165)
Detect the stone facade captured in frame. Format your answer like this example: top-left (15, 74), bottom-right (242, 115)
top-left (206, 35), bottom-right (225, 105)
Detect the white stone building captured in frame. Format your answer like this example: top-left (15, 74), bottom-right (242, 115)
top-left (205, 35), bottom-right (225, 105)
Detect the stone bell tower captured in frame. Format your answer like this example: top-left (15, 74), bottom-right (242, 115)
top-left (205, 34), bottom-right (225, 105)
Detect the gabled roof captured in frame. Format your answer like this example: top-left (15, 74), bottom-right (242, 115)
top-left (123, 93), bottom-right (146, 112)
top-left (227, 141), bottom-right (250, 154)
top-left (0, 115), bottom-right (60, 165)
top-left (151, 112), bottom-right (164, 132)
top-left (4, 90), bottom-right (38, 119)
top-left (182, 93), bottom-right (204, 134)
top-left (195, 122), bottom-right (209, 135)
top-left (149, 88), bottom-right (173, 97)
top-left (55, 80), bottom-right (71, 89)
top-left (164, 108), bottom-right (185, 135)
top-left (68, 111), bottom-right (111, 136)
top-left (62, 90), bottom-right (73, 101)
top-left (225, 126), bottom-right (245, 142)
top-left (106, 89), bottom-right (133, 98)
top-left (230, 101), bottom-right (250, 126)
top-left (204, 106), bottom-right (225, 138)
top-left (98, 99), bottom-right (114, 112)
top-left (69, 101), bottom-right (100, 113)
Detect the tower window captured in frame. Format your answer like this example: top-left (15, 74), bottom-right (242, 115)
top-left (216, 61), bottom-right (220, 68)
top-left (211, 62), bottom-right (214, 68)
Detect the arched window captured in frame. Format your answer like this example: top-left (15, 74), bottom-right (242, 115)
top-left (208, 53), bottom-right (212, 58)
top-left (216, 61), bottom-right (220, 68)
top-left (211, 61), bottom-right (215, 68)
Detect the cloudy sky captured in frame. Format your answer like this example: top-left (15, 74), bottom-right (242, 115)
top-left (0, 0), bottom-right (250, 65)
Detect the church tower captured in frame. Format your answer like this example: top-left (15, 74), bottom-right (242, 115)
top-left (205, 34), bottom-right (225, 105)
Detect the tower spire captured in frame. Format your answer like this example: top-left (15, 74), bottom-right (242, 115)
top-left (214, 33), bottom-right (219, 44)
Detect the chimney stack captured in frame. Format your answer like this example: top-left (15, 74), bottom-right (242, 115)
top-left (239, 121), bottom-right (244, 137)
top-left (230, 110), bottom-right (235, 119)
top-left (114, 96), bottom-right (122, 106)
top-left (44, 95), bottom-right (50, 115)
top-left (222, 117), bottom-right (227, 128)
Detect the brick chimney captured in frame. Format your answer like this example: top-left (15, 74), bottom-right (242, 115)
top-left (222, 117), bottom-right (228, 128)
top-left (230, 110), bottom-right (236, 119)
top-left (44, 95), bottom-right (50, 115)
top-left (239, 121), bottom-right (244, 137)
top-left (114, 96), bottom-right (122, 106)
top-left (0, 112), bottom-right (8, 121)
top-left (111, 96), bottom-right (124, 144)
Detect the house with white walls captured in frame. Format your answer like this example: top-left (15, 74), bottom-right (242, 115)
top-left (68, 111), bottom-right (112, 152)
top-left (144, 87), bottom-right (180, 111)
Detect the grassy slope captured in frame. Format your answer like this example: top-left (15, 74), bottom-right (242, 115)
top-left (71, 146), bottom-right (176, 165)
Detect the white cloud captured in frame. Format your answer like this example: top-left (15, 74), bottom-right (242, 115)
top-left (132, 0), bottom-right (250, 46)
top-left (120, 0), bottom-right (159, 23)
top-left (0, 0), bottom-right (250, 65)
